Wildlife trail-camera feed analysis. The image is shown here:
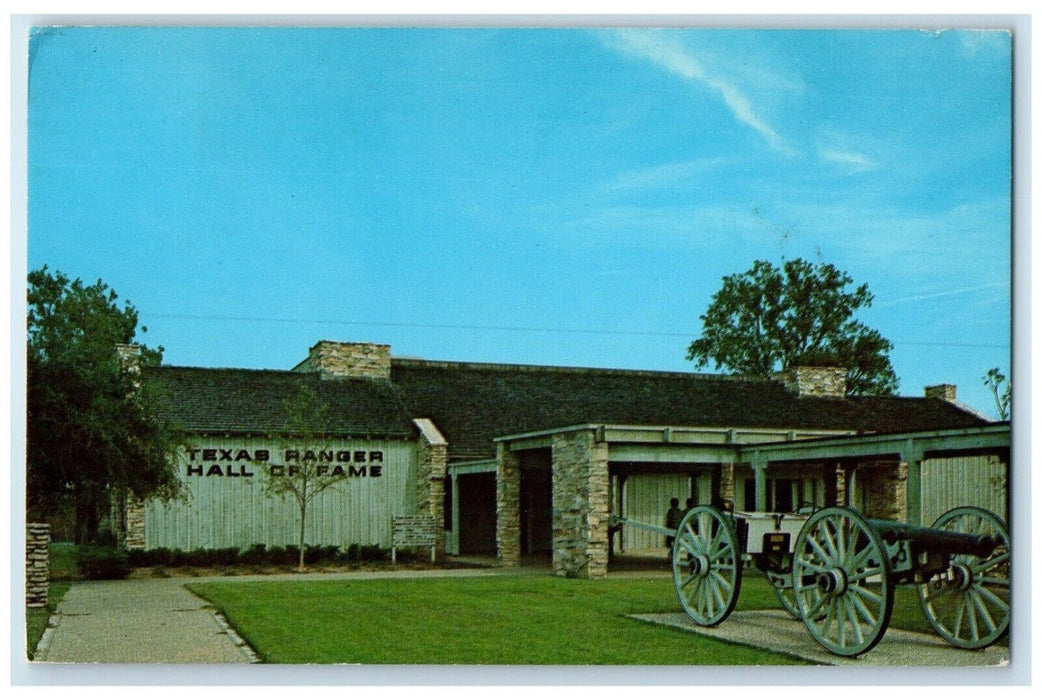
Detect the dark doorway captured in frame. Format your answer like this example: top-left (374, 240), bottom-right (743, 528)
top-left (520, 466), bottom-right (552, 554)
top-left (458, 472), bottom-right (497, 554)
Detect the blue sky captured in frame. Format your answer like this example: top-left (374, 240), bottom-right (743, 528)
top-left (26, 26), bottom-right (1012, 417)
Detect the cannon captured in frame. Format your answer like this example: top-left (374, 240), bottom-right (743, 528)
top-left (611, 504), bottom-right (1010, 657)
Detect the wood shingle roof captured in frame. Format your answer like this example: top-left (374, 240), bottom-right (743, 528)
top-left (145, 357), bottom-right (990, 461)
top-left (144, 366), bottom-right (416, 437)
top-left (388, 360), bottom-right (990, 461)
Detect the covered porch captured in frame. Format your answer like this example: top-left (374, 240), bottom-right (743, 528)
top-left (490, 422), bottom-right (1010, 578)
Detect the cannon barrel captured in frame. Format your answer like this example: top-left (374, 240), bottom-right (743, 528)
top-left (867, 518), bottom-right (998, 559)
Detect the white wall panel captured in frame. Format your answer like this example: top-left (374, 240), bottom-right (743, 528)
top-left (144, 436), bottom-right (417, 550)
top-left (921, 455), bottom-right (1008, 525)
top-left (621, 473), bottom-right (691, 550)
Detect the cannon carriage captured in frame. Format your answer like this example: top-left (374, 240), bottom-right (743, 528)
top-left (611, 503), bottom-right (1010, 657)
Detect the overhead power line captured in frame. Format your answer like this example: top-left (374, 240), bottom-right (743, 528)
top-left (146, 312), bottom-right (1011, 350)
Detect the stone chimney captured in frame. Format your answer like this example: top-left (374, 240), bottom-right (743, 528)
top-left (774, 366), bottom-right (848, 398)
top-left (115, 343), bottom-right (142, 373)
top-left (294, 340), bottom-right (391, 380)
top-left (924, 384), bottom-right (957, 401)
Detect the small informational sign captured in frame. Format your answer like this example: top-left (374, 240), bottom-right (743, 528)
top-left (391, 515), bottom-right (437, 564)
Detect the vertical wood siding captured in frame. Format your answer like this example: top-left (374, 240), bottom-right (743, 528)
top-left (921, 455), bottom-right (1008, 525)
top-left (621, 473), bottom-right (691, 550)
top-left (144, 437), bottom-right (417, 550)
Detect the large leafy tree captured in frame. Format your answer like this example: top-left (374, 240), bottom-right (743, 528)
top-left (686, 259), bottom-right (899, 396)
top-left (27, 267), bottom-right (183, 542)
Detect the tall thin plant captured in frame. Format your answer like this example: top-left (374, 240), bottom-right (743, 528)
top-left (263, 385), bottom-right (346, 571)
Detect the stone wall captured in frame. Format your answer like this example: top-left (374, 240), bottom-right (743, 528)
top-left (773, 366), bottom-right (848, 398)
top-left (294, 340), bottom-right (391, 380)
top-left (551, 429), bottom-right (610, 579)
top-left (26, 523), bottom-right (50, 609)
top-left (413, 419), bottom-right (448, 558)
top-left (496, 444), bottom-right (521, 567)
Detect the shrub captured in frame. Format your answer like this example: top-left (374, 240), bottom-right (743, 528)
top-left (319, 545), bottom-right (340, 562)
top-left (265, 546), bottom-right (289, 565)
top-left (77, 545), bottom-right (131, 580)
top-left (150, 547), bottom-right (173, 566)
top-left (216, 547), bottom-right (240, 566)
top-left (240, 544), bottom-right (267, 566)
top-left (359, 545), bottom-right (388, 562)
top-left (167, 548), bottom-right (189, 567)
top-left (343, 543), bottom-right (361, 562)
top-left (305, 545), bottom-right (340, 564)
top-left (127, 548), bottom-right (151, 568)
top-left (93, 528), bottom-right (119, 547)
top-left (186, 548), bottom-right (215, 566)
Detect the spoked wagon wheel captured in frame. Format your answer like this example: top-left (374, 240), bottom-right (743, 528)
top-left (672, 505), bottom-right (742, 626)
top-left (764, 568), bottom-right (799, 619)
top-left (917, 507), bottom-right (1010, 649)
top-left (792, 507), bottom-right (894, 657)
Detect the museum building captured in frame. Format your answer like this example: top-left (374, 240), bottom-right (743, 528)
top-left (125, 340), bottom-right (1010, 578)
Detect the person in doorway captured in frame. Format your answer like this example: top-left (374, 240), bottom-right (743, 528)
top-left (665, 497), bottom-right (683, 556)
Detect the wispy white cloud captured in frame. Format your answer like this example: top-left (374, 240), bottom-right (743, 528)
top-left (818, 147), bottom-right (877, 173)
top-left (877, 282), bottom-right (1009, 308)
top-left (601, 30), bottom-right (792, 155)
top-left (603, 157), bottom-right (726, 192)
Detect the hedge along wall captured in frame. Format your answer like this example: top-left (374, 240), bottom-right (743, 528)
top-left (144, 436), bottom-right (418, 551)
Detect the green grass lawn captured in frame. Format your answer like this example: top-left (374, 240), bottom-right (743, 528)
top-left (25, 543), bottom-right (80, 661)
top-left (26, 582), bottom-right (71, 661)
top-left (48, 542), bottom-right (81, 581)
top-left (189, 573), bottom-right (808, 665)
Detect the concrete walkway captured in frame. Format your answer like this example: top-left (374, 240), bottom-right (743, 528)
top-left (632, 610), bottom-right (1010, 667)
top-left (34, 578), bottom-right (255, 663)
top-left (34, 568), bottom-right (1009, 668)
top-left (33, 568), bottom-right (506, 664)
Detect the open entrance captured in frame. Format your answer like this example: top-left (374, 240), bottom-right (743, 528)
top-left (457, 472), bottom-right (497, 554)
top-left (520, 463), bottom-right (552, 555)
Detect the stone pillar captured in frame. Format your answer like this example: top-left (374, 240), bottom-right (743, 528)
top-left (718, 462), bottom-right (735, 506)
top-left (413, 419), bottom-right (448, 559)
top-left (26, 523), bottom-right (50, 609)
top-left (858, 461), bottom-right (907, 521)
top-left (892, 461), bottom-right (909, 521)
top-left (551, 429), bottom-right (610, 579)
top-left (496, 443), bottom-right (521, 567)
top-left (125, 497), bottom-right (146, 550)
top-left (833, 464), bottom-right (847, 507)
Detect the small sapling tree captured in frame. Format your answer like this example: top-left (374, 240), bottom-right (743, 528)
top-left (983, 368), bottom-right (1011, 420)
top-left (264, 384), bottom-right (346, 571)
